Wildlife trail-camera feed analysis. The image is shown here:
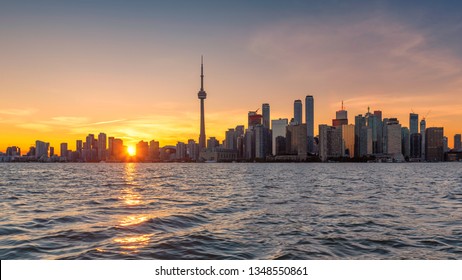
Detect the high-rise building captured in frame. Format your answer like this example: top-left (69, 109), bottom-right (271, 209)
top-left (248, 110), bottom-right (262, 128)
top-left (373, 110), bottom-right (383, 154)
top-left (342, 124), bottom-right (355, 158)
top-left (149, 140), bottom-right (160, 160)
top-left (410, 113), bottom-right (419, 135)
top-left (319, 125), bottom-right (342, 162)
top-left (262, 103), bottom-right (270, 129)
top-left (49, 147), bottom-right (55, 157)
top-left (305, 95), bottom-right (314, 154)
top-left (385, 118), bottom-right (402, 158)
top-left (425, 127), bottom-right (444, 162)
top-left (410, 133), bottom-right (422, 159)
top-left (294, 100), bottom-right (302, 125)
top-left (60, 143), bottom-right (68, 158)
top-left (112, 138), bottom-right (124, 161)
top-left (286, 124), bottom-right (307, 160)
top-left (443, 136), bottom-right (449, 153)
top-left (401, 127), bottom-right (410, 159)
top-left (420, 119), bottom-right (426, 160)
top-left (76, 140), bottom-right (83, 159)
top-left (187, 139), bottom-right (199, 161)
top-left (108, 137), bottom-right (114, 159)
top-left (454, 134), bottom-right (461, 151)
top-left (35, 140), bottom-right (49, 160)
top-left (333, 101), bottom-right (348, 127)
top-left (98, 132), bottom-right (107, 161)
top-left (197, 56), bottom-right (207, 150)
top-left (225, 129), bottom-right (236, 150)
top-left (175, 142), bottom-right (187, 160)
top-left (365, 108), bottom-right (378, 154)
top-left (271, 118), bottom-right (288, 155)
top-left (136, 141), bottom-right (149, 161)
top-left (354, 114), bottom-right (370, 157)
top-left (85, 134), bottom-right (95, 161)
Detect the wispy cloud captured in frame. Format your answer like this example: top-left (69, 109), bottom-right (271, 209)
top-left (0, 108), bottom-right (37, 116)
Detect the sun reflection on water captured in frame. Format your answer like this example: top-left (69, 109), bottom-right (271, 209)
top-left (113, 234), bottom-right (153, 252)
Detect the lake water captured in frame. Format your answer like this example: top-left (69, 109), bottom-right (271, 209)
top-left (1, 162), bottom-right (461, 259)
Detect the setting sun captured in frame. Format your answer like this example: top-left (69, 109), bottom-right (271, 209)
top-left (127, 146), bottom-right (136, 157)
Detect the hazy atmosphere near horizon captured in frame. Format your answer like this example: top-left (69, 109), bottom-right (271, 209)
top-left (1, 0), bottom-right (461, 151)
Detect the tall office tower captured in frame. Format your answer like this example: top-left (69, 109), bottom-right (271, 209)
top-left (49, 147), bottom-right (55, 157)
top-left (85, 134), bottom-right (95, 161)
top-left (244, 128), bottom-right (255, 160)
top-left (235, 125), bottom-right (245, 159)
top-left (136, 141), bottom-right (149, 161)
top-left (187, 139), bottom-right (199, 161)
top-left (410, 113), bottom-right (419, 135)
top-left (108, 137), bottom-right (114, 159)
top-left (305, 95), bottom-right (314, 154)
top-left (286, 124), bottom-right (307, 160)
top-left (454, 134), bottom-right (461, 151)
top-left (60, 143), bottom-right (68, 158)
top-left (354, 114), bottom-right (368, 157)
top-left (426, 127), bottom-right (444, 162)
top-left (293, 99), bottom-right (302, 125)
top-left (318, 124), bottom-right (342, 162)
top-left (385, 118), bottom-right (402, 159)
top-left (332, 101), bottom-right (348, 127)
top-left (420, 119), bottom-right (426, 160)
top-left (225, 128), bottom-right (236, 150)
top-left (197, 56), bottom-right (207, 150)
top-left (365, 108), bottom-right (378, 154)
top-left (342, 124), bottom-right (355, 158)
top-left (271, 118), bottom-right (288, 155)
top-left (443, 136), bottom-right (449, 153)
top-left (112, 138), bottom-right (124, 161)
top-left (262, 103), bottom-right (270, 129)
top-left (76, 140), bottom-right (83, 159)
top-left (248, 110), bottom-right (263, 128)
top-left (401, 127), bottom-right (410, 158)
top-left (255, 125), bottom-right (265, 159)
top-left (373, 110), bottom-right (383, 154)
top-left (410, 133), bottom-right (422, 159)
top-left (175, 142), bottom-right (187, 160)
top-left (98, 132), bottom-right (107, 161)
top-left (35, 140), bottom-right (49, 159)
top-left (149, 140), bottom-right (160, 160)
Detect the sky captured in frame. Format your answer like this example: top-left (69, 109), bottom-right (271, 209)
top-left (1, 0), bottom-right (461, 152)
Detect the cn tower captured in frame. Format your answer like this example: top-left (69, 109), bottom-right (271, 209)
top-left (198, 56), bottom-right (207, 149)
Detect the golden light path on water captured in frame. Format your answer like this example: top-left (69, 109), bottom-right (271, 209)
top-left (113, 163), bottom-right (152, 253)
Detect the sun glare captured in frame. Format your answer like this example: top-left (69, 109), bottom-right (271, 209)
top-left (127, 146), bottom-right (136, 156)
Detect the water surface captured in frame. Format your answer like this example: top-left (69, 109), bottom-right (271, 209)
top-left (1, 162), bottom-right (461, 259)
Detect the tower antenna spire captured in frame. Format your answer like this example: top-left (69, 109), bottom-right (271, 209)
top-left (200, 55), bottom-right (204, 91)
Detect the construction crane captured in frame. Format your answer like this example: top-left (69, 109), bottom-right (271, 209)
top-left (422, 110), bottom-right (432, 120)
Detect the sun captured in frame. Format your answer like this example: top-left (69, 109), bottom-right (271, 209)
top-left (127, 146), bottom-right (136, 156)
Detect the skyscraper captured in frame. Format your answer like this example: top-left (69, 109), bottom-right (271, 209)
top-left (425, 127), bottom-right (444, 162)
top-left (294, 99), bottom-right (302, 125)
top-left (454, 134), bottom-right (461, 151)
top-left (271, 118), bottom-right (288, 155)
top-left (420, 119), bottom-right (426, 160)
top-left (60, 143), bottom-right (68, 158)
top-left (385, 118), bottom-right (402, 158)
top-left (305, 95), bottom-right (314, 154)
top-left (333, 101), bottom-right (348, 127)
top-left (197, 56), bottom-right (207, 150)
top-left (98, 132), bottom-right (107, 161)
top-left (410, 113), bottom-right (419, 135)
top-left (262, 103), bottom-right (270, 129)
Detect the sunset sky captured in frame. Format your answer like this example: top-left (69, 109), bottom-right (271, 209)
top-left (1, 0), bottom-right (461, 152)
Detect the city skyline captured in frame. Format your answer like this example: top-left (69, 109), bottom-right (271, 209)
top-left (1, 1), bottom-right (462, 152)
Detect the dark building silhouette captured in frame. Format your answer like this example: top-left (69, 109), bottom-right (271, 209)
top-left (425, 127), bottom-right (444, 162)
